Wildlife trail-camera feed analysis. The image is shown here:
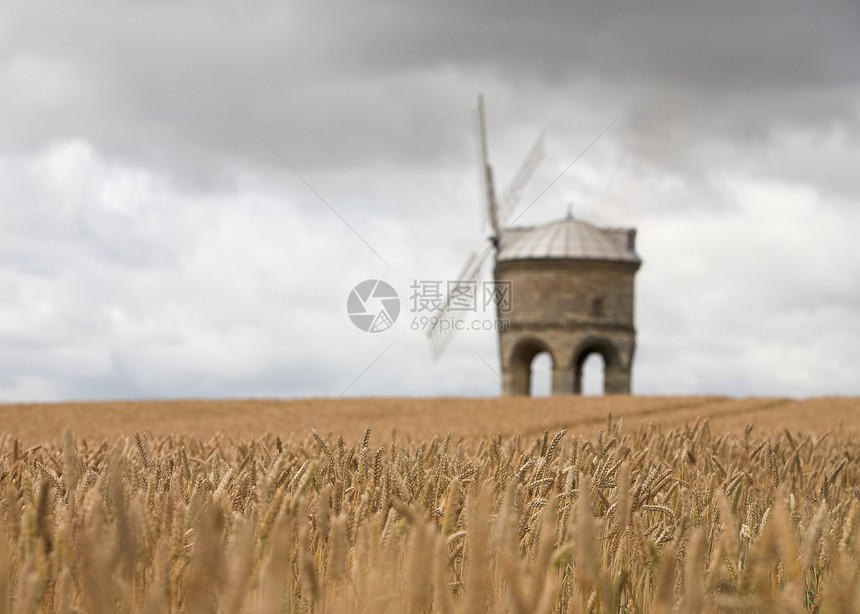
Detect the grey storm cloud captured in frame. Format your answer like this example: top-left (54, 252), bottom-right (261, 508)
top-left (5, 1), bottom-right (859, 177)
top-left (0, 0), bottom-right (858, 401)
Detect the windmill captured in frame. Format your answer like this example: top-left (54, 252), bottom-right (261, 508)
top-left (427, 95), bottom-right (545, 359)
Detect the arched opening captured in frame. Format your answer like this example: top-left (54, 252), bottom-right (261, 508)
top-left (506, 338), bottom-right (555, 396)
top-left (579, 352), bottom-right (605, 395)
top-left (573, 338), bottom-right (620, 395)
top-left (529, 352), bottom-right (552, 397)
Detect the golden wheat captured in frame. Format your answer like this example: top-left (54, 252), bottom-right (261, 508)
top-left (1, 420), bottom-right (859, 612)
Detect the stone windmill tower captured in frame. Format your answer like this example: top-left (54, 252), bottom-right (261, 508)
top-left (494, 214), bottom-right (640, 394)
top-left (428, 96), bottom-right (641, 396)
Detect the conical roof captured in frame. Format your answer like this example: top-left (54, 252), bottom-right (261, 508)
top-left (496, 217), bottom-right (640, 263)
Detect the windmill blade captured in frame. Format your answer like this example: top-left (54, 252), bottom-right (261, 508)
top-left (474, 95), bottom-right (499, 237)
top-left (497, 130), bottom-right (545, 229)
top-left (427, 244), bottom-right (494, 360)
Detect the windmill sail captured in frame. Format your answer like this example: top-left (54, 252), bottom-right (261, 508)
top-left (426, 247), bottom-right (492, 359)
top-left (498, 131), bottom-right (545, 230)
top-left (474, 94), bottom-right (499, 237)
top-left (427, 95), bottom-right (544, 360)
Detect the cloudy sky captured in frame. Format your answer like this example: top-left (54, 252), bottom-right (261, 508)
top-left (2, 0), bottom-right (859, 402)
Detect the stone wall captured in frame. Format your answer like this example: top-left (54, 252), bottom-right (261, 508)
top-left (494, 258), bottom-right (639, 395)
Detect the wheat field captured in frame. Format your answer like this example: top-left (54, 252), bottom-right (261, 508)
top-left (1, 396), bottom-right (858, 445)
top-left (1, 397), bottom-right (860, 612)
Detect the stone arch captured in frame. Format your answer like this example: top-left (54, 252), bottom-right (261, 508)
top-left (505, 336), bottom-right (556, 396)
top-left (572, 337), bottom-right (629, 395)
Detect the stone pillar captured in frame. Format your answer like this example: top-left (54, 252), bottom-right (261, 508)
top-left (552, 367), bottom-right (574, 395)
top-left (604, 364), bottom-right (631, 394)
top-left (503, 364), bottom-right (530, 395)
top-left (573, 367), bottom-right (582, 394)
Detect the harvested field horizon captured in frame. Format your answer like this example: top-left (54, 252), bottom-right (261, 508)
top-left (1, 395), bottom-right (857, 446)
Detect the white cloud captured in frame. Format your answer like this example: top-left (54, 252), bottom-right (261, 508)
top-left (0, 1), bottom-right (858, 401)
top-left (634, 169), bottom-right (860, 396)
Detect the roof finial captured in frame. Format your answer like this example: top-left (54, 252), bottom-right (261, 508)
top-left (566, 203), bottom-right (574, 219)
